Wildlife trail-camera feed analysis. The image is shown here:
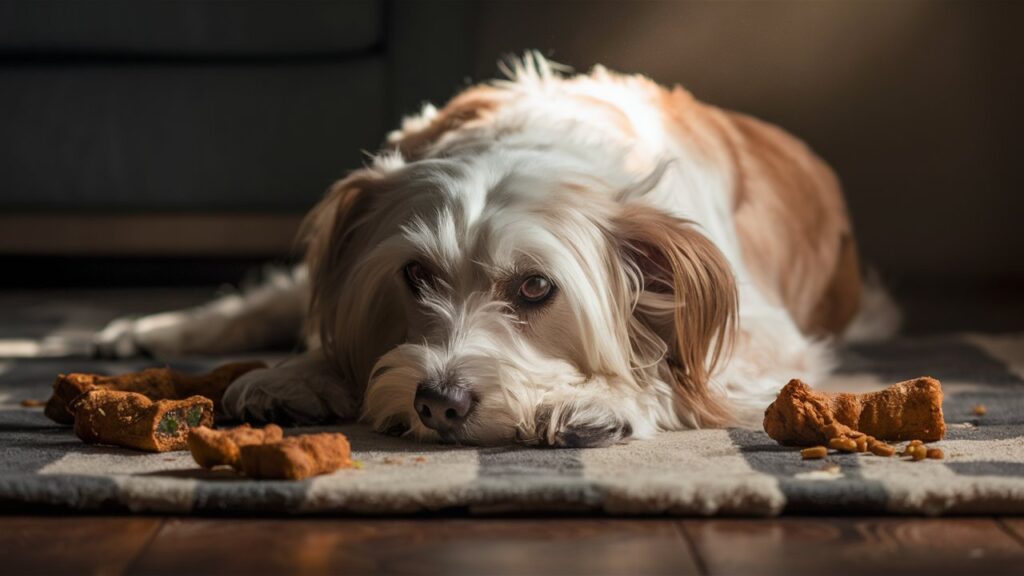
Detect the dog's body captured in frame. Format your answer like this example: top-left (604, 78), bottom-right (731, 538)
top-left (97, 56), bottom-right (896, 447)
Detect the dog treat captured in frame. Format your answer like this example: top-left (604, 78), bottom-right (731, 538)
top-left (854, 435), bottom-right (868, 452)
top-left (239, 433), bottom-right (352, 480)
top-left (972, 404), bottom-right (987, 416)
top-left (926, 448), bottom-right (945, 460)
top-left (822, 421), bottom-right (856, 440)
top-left (801, 446), bottom-right (828, 460)
top-left (828, 437), bottom-right (858, 453)
top-left (909, 444), bottom-right (928, 461)
top-left (45, 361), bottom-right (266, 424)
top-left (188, 424), bottom-right (284, 469)
top-left (902, 439), bottom-right (924, 456)
top-left (72, 390), bottom-right (213, 452)
top-left (763, 377), bottom-right (945, 446)
top-left (869, 442), bottom-right (896, 457)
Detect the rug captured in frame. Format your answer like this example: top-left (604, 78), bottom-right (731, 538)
top-left (1, 291), bottom-right (1022, 516)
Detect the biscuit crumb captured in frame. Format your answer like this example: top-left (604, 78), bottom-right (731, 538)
top-left (800, 446), bottom-right (828, 459)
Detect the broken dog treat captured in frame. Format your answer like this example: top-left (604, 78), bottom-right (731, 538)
top-left (73, 390), bottom-right (213, 452)
top-left (45, 361), bottom-right (266, 424)
top-left (902, 439), bottom-right (924, 456)
top-left (188, 426), bottom-right (353, 480)
top-left (763, 377), bottom-right (945, 446)
top-left (239, 433), bottom-right (352, 480)
top-left (188, 423), bottom-right (284, 469)
top-left (869, 442), bottom-right (896, 457)
top-left (828, 437), bottom-right (858, 453)
top-left (853, 435), bottom-right (868, 452)
top-left (909, 444), bottom-right (928, 461)
top-left (800, 446), bottom-right (828, 460)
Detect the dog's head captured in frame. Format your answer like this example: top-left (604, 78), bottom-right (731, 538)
top-left (304, 147), bottom-right (737, 446)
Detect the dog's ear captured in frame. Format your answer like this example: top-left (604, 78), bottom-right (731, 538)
top-left (301, 170), bottom-right (380, 351)
top-left (614, 203), bottom-right (738, 427)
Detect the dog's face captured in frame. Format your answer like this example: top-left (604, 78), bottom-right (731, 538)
top-left (305, 150), bottom-right (737, 446)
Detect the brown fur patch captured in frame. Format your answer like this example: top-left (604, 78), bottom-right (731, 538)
top-left (301, 171), bottom-right (379, 351)
top-left (392, 87), bottom-right (511, 159)
top-left (615, 204), bottom-right (738, 427)
top-left (723, 112), bottom-right (861, 336)
top-left (653, 82), bottom-right (862, 337)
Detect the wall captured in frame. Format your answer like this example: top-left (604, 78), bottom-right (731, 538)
top-left (454, 0), bottom-right (1023, 299)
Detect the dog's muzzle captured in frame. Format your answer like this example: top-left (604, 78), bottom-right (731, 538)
top-left (414, 381), bottom-right (475, 435)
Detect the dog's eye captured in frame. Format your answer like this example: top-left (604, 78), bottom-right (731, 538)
top-left (518, 275), bottom-right (554, 304)
top-left (403, 261), bottom-right (434, 296)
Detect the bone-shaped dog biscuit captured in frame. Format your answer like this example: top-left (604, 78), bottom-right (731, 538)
top-left (763, 377), bottom-right (945, 446)
top-left (72, 389), bottom-right (214, 452)
top-left (45, 361), bottom-right (266, 424)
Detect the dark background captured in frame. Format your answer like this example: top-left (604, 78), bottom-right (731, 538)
top-left (1, 0), bottom-right (1021, 333)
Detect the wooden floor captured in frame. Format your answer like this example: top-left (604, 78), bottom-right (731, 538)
top-left (3, 516), bottom-right (1024, 575)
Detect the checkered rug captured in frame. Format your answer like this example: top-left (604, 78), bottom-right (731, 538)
top-left (1, 291), bottom-right (1022, 515)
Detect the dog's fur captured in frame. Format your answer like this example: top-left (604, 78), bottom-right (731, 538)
top-left (96, 55), bottom-right (898, 447)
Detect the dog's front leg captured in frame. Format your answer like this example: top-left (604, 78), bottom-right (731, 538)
top-left (531, 378), bottom-right (639, 448)
top-left (221, 350), bottom-right (358, 425)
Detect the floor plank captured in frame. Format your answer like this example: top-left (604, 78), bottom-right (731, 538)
top-left (0, 516), bottom-right (162, 576)
top-left (681, 517), bottom-right (1024, 576)
top-left (1000, 518), bottom-right (1024, 545)
top-left (128, 518), bottom-right (698, 576)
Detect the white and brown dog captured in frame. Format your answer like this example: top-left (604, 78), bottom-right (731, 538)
top-left (97, 55), bottom-right (897, 447)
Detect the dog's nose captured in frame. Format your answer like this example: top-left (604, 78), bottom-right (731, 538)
top-left (414, 382), bottom-right (474, 433)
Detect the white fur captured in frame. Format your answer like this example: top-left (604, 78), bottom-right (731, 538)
top-left (96, 55), bottom-right (886, 447)
top-left (95, 267), bottom-right (307, 358)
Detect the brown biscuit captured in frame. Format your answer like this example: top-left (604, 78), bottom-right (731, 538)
top-left (188, 424), bottom-right (285, 469)
top-left (763, 377), bottom-right (945, 446)
top-left (45, 361), bottom-right (266, 424)
top-left (239, 433), bottom-right (352, 480)
top-left (72, 390), bottom-right (214, 452)
top-left (170, 362), bottom-right (269, 405)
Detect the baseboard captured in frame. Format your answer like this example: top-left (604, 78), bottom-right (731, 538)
top-left (0, 214), bottom-right (304, 256)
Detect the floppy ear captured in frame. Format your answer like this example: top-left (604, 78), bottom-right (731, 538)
top-left (614, 203), bottom-right (738, 427)
top-left (301, 170), bottom-right (379, 352)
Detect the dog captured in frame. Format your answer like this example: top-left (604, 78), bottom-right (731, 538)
top-left (96, 54), bottom-right (897, 447)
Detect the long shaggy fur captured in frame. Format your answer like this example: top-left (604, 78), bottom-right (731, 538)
top-left (99, 53), bottom-right (892, 447)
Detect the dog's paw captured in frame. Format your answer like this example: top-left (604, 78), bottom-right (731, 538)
top-left (377, 418), bottom-right (411, 437)
top-left (221, 360), bottom-right (357, 426)
top-left (93, 317), bottom-right (144, 358)
top-left (222, 369), bottom-right (323, 426)
top-left (534, 401), bottom-right (632, 448)
top-left (93, 313), bottom-right (193, 358)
